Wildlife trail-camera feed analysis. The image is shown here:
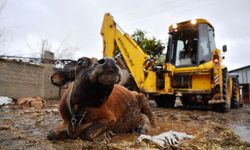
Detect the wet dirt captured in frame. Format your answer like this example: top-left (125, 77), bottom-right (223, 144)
top-left (0, 100), bottom-right (249, 150)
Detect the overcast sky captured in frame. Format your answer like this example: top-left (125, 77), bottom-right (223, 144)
top-left (0, 0), bottom-right (249, 70)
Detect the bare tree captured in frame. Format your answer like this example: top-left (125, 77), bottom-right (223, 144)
top-left (0, 0), bottom-right (7, 13)
top-left (0, 0), bottom-right (9, 55)
top-left (25, 38), bottom-right (44, 58)
top-left (53, 37), bottom-right (80, 59)
top-left (26, 37), bottom-right (79, 60)
top-left (0, 29), bottom-right (12, 55)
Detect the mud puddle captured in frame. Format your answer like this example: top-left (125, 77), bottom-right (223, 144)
top-left (232, 124), bottom-right (250, 143)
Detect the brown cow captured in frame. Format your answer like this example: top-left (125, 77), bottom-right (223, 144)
top-left (47, 57), bottom-right (154, 141)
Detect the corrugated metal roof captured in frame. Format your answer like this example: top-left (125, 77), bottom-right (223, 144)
top-left (229, 65), bottom-right (250, 72)
top-left (230, 65), bottom-right (250, 84)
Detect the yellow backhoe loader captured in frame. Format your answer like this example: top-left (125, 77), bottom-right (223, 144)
top-left (101, 13), bottom-right (242, 112)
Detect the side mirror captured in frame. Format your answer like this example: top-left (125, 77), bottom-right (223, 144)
top-left (222, 45), bottom-right (227, 53)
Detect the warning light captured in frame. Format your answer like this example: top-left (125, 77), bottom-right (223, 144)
top-left (213, 58), bottom-right (219, 63)
top-left (172, 24), bottom-right (178, 29)
top-left (191, 19), bottom-right (197, 25)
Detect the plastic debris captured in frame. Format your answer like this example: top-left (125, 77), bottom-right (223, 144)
top-left (137, 130), bottom-right (193, 148)
top-left (0, 96), bottom-right (13, 106)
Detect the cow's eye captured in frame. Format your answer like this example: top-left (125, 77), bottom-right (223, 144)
top-left (77, 59), bottom-right (89, 67)
top-left (78, 60), bottom-right (83, 65)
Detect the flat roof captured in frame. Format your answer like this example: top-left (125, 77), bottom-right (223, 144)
top-left (229, 65), bottom-right (250, 73)
top-left (169, 18), bottom-right (214, 32)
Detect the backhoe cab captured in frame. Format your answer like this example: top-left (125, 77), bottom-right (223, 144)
top-left (101, 13), bottom-right (242, 112)
top-left (167, 19), bottom-right (215, 67)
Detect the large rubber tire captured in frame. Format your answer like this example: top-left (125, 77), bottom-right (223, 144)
top-left (181, 95), bottom-right (192, 108)
top-left (231, 77), bottom-right (239, 108)
top-left (155, 95), bottom-right (175, 108)
top-left (213, 69), bottom-right (231, 112)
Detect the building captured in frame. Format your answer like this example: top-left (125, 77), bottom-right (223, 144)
top-left (229, 65), bottom-right (250, 104)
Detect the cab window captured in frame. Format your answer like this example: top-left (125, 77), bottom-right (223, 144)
top-left (198, 24), bottom-right (212, 64)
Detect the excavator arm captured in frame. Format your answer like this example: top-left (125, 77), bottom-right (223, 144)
top-left (101, 13), bottom-right (149, 88)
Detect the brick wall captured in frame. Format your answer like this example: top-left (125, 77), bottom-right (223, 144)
top-left (0, 59), bottom-right (59, 99)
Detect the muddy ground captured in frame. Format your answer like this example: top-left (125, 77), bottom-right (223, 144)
top-left (0, 100), bottom-right (250, 150)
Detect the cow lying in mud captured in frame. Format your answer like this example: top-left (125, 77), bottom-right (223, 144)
top-left (47, 57), bottom-right (154, 141)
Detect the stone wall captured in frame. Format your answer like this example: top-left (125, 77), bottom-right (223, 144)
top-left (0, 59), bottom-right (59, 99)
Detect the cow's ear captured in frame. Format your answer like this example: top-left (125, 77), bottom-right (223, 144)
top-left (51, 71), bottom-right (70, 87)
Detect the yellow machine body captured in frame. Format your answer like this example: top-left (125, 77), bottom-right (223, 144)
top-left (101, 13), bottom-right (242, 112)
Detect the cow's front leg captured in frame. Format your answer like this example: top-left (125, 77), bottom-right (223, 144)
top-left (47, 122), bottom-right (69, 140)
top-left (79, 119), bottom-right (115, 141)
top-left (67, 122), bottom-right (93, 139)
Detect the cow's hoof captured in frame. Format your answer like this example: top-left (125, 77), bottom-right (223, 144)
top-left (47, 130), bottom-right (57, 141)
top-left (79, 132), bottom-right (94, 141)
top-left (135, 126), bottom-right (146, 134)
top-left (47, 130), bottom-right (69, 141)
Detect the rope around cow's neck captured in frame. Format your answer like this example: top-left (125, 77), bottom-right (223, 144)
top-left (66, 85), bottom-right (87, 131)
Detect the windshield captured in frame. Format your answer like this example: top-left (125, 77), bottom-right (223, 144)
top-left (166, 24), bottom-right (215, 67)
top-left (167, 27), bottom-right (198, 66)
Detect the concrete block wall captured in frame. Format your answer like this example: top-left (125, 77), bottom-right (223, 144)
top-left (0, 59), bottom-right (59, 99)
top-left (41, 64), bottom-right (60, 99)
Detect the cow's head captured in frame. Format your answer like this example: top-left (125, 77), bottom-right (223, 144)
top-left (76, 57), bottom-right (121, 85)
top-left (51, 57), bottom-right (121, 107)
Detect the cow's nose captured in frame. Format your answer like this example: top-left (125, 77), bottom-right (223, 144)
top-left (98, 58), bottom-right (118, 71)
top-left (98, 58), bottom-right (115, 65)
top-left (97, 58), bottom-right (106, 65)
